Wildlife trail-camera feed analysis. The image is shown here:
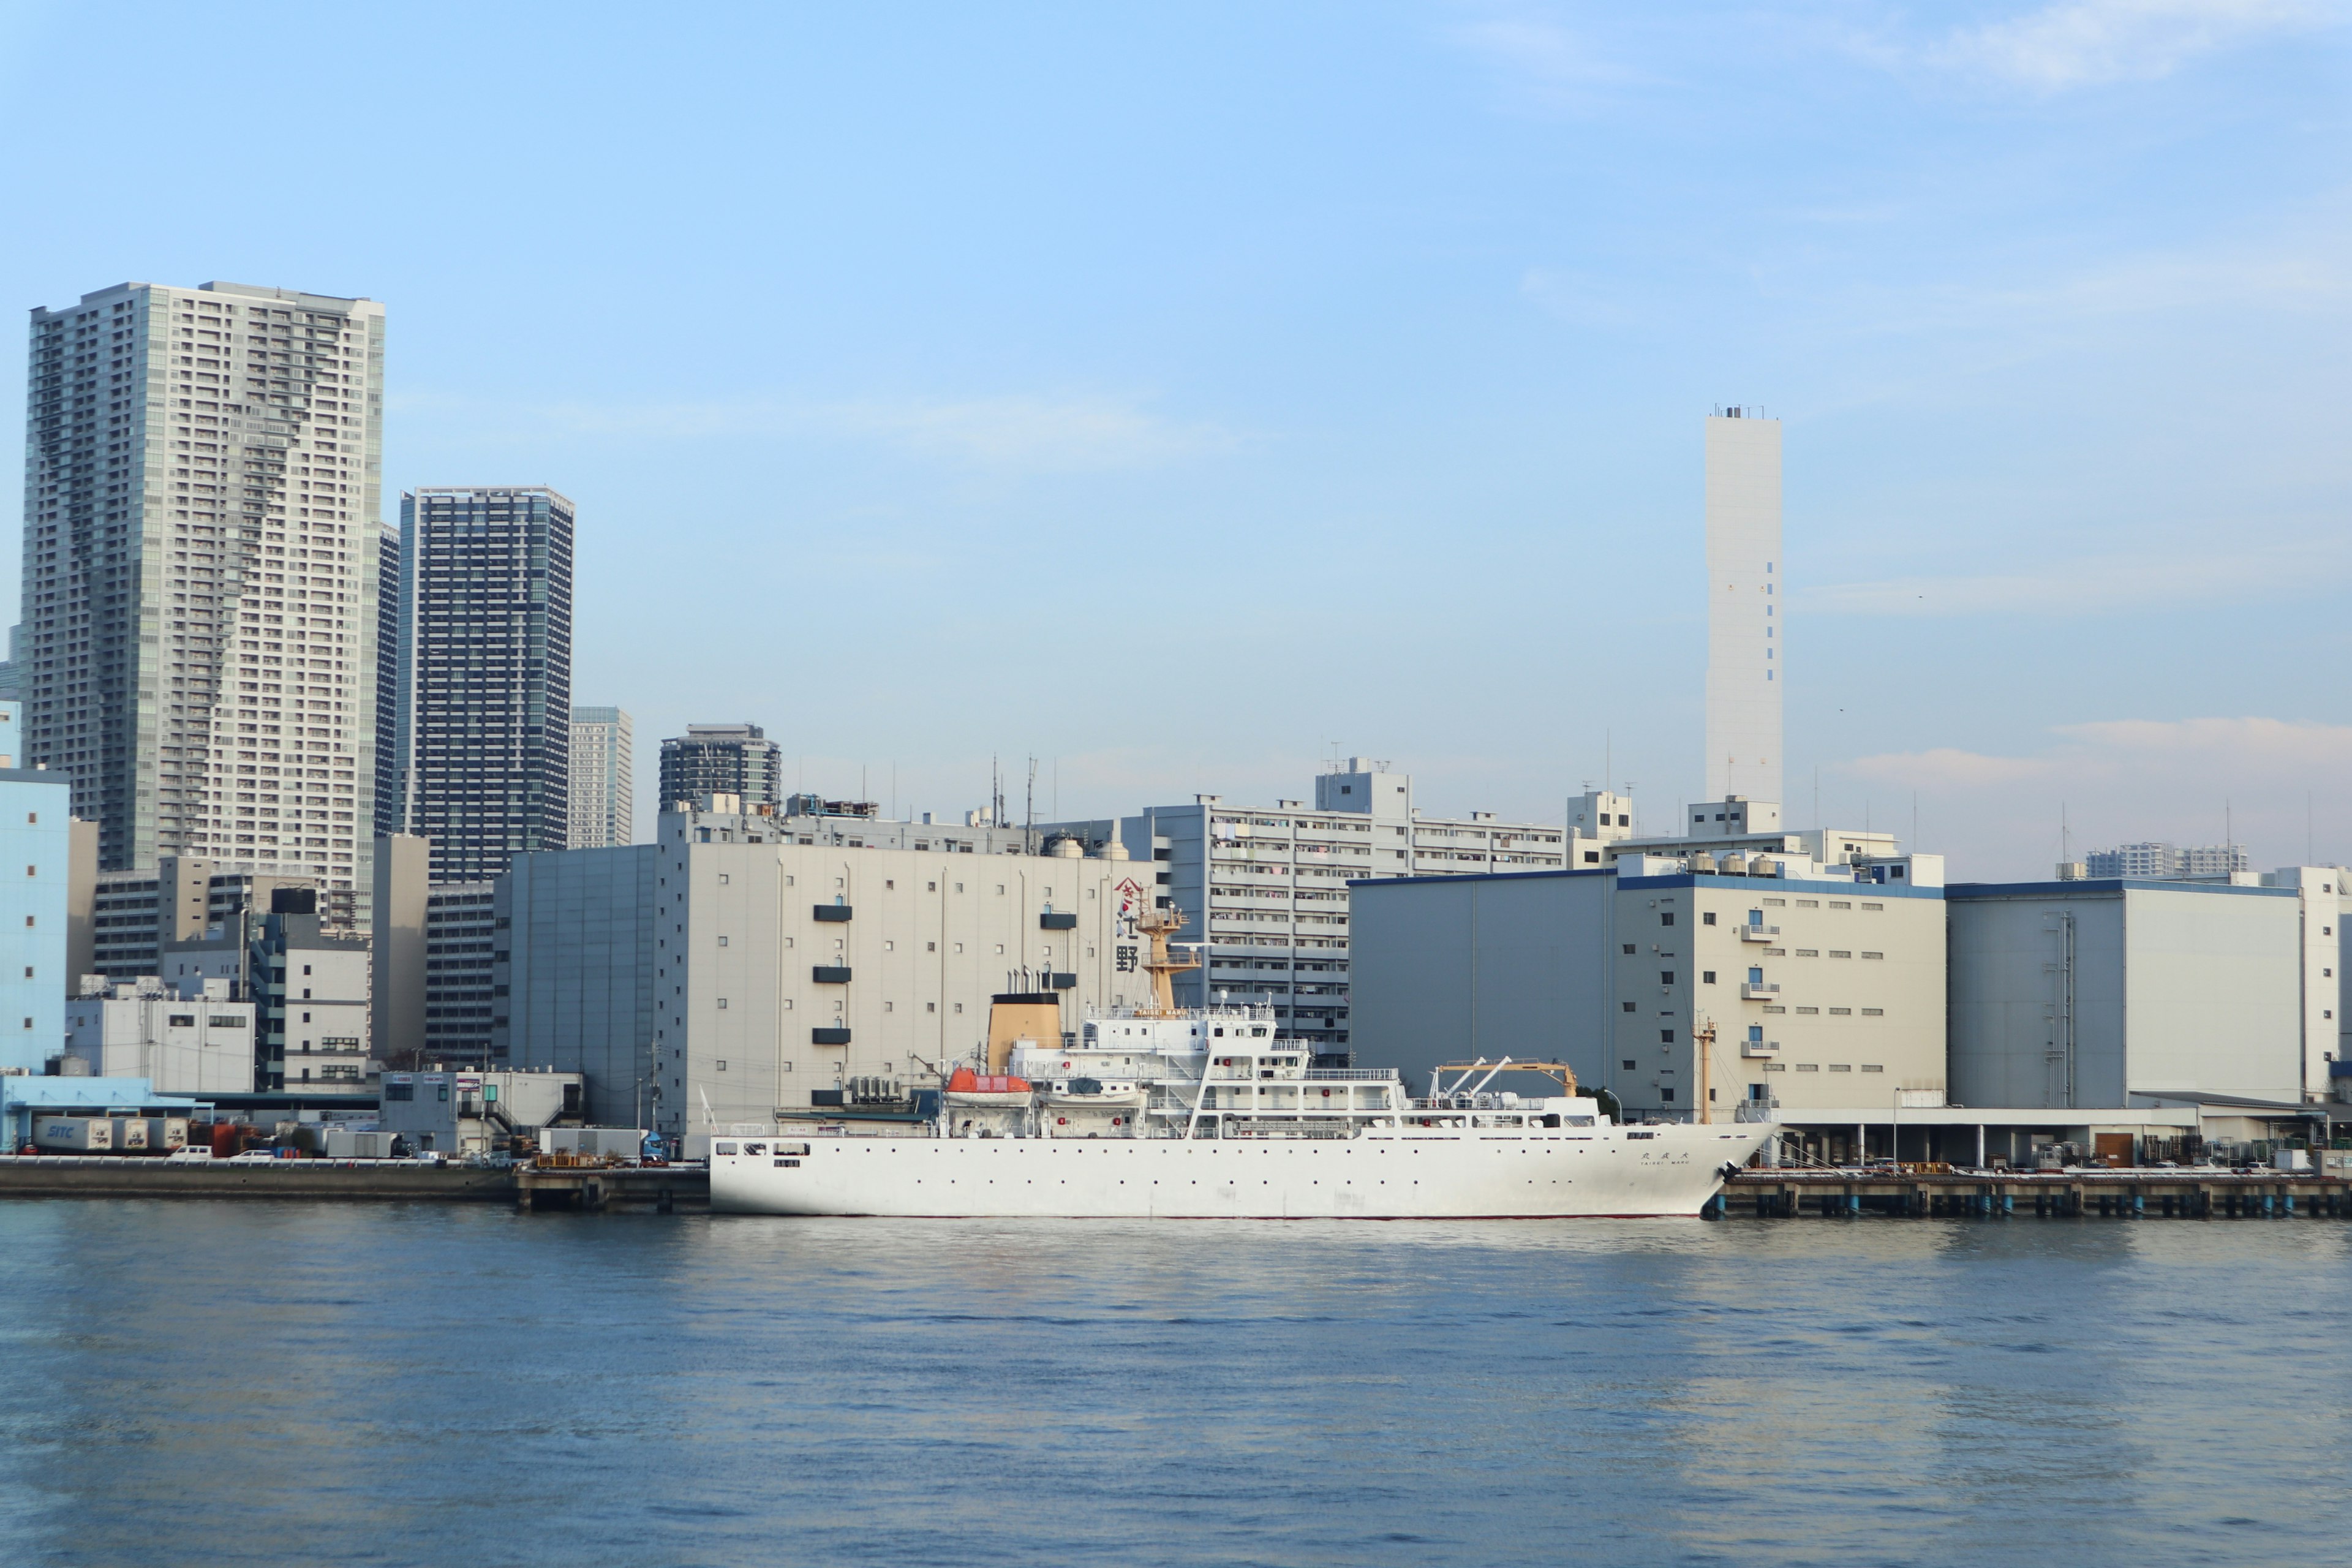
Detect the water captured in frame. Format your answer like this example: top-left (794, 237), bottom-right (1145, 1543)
top-left (0, 1203), bottom-right (2344, 1567)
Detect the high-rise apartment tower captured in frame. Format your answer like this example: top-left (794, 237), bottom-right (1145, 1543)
top-left (658, 723), bottom-right (780, 809)
top-left (568, 706), bottom-right (633, 849)
top-left (20, 282), bottom-right (386, 916)
top-left (383, 487), bottom-right (574, 882)
top-left (1703, 408), bottom-right (1782, 805)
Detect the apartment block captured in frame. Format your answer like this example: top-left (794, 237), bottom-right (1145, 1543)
top-left (658, 723), bottom-right (780, 809)
top-left (384, 487), bottom-right (574, 881)
top-left (21, 281), bottom-right (386, 902)
top-left (1042, 760), bottom-right (1572, 1046)
top-left (2082, 842), bottom-right (2252, 880)
top-left (84, 857), bottom-right (342, 982)
top-left (569, 706), bottom-right (633, 849)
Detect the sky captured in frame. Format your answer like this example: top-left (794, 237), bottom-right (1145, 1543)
top-left (1, 1), bottom-right (2346, 876)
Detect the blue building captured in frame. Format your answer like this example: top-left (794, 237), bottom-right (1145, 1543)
top-left (0, 755), bottom-right (72, 1074)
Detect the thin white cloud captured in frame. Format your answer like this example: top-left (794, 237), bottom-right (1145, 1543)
top-left (1915, 0), bottom-right (2337, 91)
top-left (1842, 718), bottom-right (2352, 875)
top-left (1800, 537), bottom-right (2350, 617)
top-left (1448, 7), bottom-right (1648, 114)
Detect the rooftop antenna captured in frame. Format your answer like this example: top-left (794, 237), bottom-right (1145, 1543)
top-left (2061, 802), bottom-right (2070, 867)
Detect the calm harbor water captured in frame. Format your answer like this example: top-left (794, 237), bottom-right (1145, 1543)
top-left (0, 1202), bottom-right (2345, 1567)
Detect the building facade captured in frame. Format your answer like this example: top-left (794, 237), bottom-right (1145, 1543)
top-left (1350, 853), bottom-right (1950, 1120)
top-left (1947, 878), bottom-right (2308, 1109)
top-left (1704, 408), bottom-right (1781, 804)
top-left (20, 281), bottom-right (386, 902)
top-left (0, 764), bottom-right (72, 1072)
top-left (501, 800), bottom-right (1155, 1140)
top-left (568, 706), bottom-right (633, 849)
top-left (83, 857), bottom-right (337, 982)
top-left (66, 978), bottom-right (255, 1095)
top-left (1042, 761), bottom-right (1574, 1047)
top-left (657, 723), bottom-right (780, 810)
top-left (421, 882), bottom-right (497, 1068)
top-left (384, 486), bottom-right (575, 882)
top-left (2082, 842), bottom-right (2252, 879)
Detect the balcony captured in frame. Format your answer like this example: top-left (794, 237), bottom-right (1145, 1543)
top-left (811, 1027), bottom-right (851, 1046)
top-left (1740, 981), bottom-right (1780, 1000)
top-left (1039, 911), bottom-right (1077, 930)
top-left (811, 966), bottom-right (851, 984)
top-left (1738, 925), bottom-right (1780, 943)
top-left (1740, 1038), bottom-right (1779, 1057)
top-left (813, 905), bottom-right (852, 922)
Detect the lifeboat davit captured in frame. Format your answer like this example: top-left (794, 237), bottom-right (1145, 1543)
top-left (944, 1067), bottom-right (1035, 1106)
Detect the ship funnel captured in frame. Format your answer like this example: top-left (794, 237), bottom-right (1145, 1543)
top-left (986, 991), bottom-right (1062, 1073)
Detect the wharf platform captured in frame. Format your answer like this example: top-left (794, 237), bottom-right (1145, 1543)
top-left (0, 1156), bottom-right (710, 1213)
top-left (1720, 1168), bottom-right (2352, 1219)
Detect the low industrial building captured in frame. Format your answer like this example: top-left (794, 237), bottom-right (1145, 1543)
top-left (379, 1067), bottom-right (585, 1156)
top-left (0, 1074), bottom-right (202, 1150)
top-left (66, 978), bottom-right (256, 1095)
top-left (499, 796), bottom-right (1159, 1144)
top-left (1350, 831), bottom-right (1950, 1120)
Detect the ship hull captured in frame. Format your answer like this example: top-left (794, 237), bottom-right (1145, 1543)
top-left (710, 1124), bottom-right (1771, 1219)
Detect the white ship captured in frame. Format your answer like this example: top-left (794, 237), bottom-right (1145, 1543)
top-left (710, 908), bottom-right (1770, 1219)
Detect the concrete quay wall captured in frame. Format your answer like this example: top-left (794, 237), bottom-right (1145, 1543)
top-left (1723, 1170), bottom-right (2352, 1219)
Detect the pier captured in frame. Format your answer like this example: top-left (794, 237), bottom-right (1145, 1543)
top-left (0, 1156), bottom-right (709, 1213)
top-left (1719, 1169), bottom-right (2352, 1219)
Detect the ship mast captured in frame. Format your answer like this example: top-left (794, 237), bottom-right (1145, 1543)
top-left (1136, 906), bottom-right (1200, 1018)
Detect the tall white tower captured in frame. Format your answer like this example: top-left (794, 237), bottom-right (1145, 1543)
top-left (1703, 409), bottom-right (1782, 804)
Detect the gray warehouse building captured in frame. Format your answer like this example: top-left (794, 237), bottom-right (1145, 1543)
top-left (1947, 877), bottom-right (2310, 1109)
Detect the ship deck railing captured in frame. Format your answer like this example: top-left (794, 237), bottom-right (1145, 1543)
top-left (1301, 1068), bottom-right (1396, 1081)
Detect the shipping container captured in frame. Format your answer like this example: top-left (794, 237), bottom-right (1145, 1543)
top-left (109, 1117), bottom-right (151, 1153)
top-left (143, 1118), bottom-right (189, 1153)
top-left (34, 1117), bottom-right (113, 1153)
top-left (321, 1128), bottom-right (399, 1160)
top-left (542, 1127), bottom-right (649, 1159)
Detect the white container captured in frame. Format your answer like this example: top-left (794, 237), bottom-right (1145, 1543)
top-left (143, 1118), bottom-right (189, 1153)
top-left (109, 1117), bottom-right (151, 1152)
top-left (2274, 1147), bottom-right (2312, 1172)
top-left (34, 1117), bottom-right (112, 1153)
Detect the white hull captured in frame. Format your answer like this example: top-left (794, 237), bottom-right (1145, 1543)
top-left (711, 1123), bottom-right (1771, 1219)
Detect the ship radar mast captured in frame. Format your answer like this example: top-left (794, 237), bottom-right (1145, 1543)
top-left (1136, 906), bottom-right (1201, 1017)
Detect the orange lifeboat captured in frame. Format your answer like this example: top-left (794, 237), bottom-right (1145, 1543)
top-left (944, 1067), bottom-right (1035, 1106)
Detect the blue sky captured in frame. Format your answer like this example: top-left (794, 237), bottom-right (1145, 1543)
top-left (2, 1), bottom-right (2346, 875)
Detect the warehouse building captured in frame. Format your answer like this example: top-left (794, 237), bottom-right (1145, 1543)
top-left (1349, 843), bottom-right (1949, 1120)
top-left (499, 796), bottom-right (1158, 1142)
top-left (1946, 876), bottom-right (2312, 1109)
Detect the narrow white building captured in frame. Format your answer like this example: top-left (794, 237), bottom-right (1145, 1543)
top-left (1704, 408), bottom-right (1782, 804)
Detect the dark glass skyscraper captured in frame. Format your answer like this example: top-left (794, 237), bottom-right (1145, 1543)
top-left (382, 487), bottom-right (573, 882)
